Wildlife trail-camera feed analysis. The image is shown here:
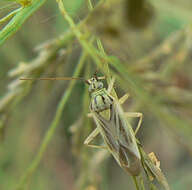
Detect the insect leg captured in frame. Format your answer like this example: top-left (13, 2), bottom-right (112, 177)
top-left (119, 93), bottom-right (130, 105)
top-left (84, 128), bottom-right (107, 149)
top-left (124, 112), bottom-right (143, 135)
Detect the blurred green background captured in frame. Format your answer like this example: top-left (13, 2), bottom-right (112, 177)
top-left (0, 0), bottom-right (192, 189)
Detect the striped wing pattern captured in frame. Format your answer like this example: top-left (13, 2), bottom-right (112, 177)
top-left (93, 101), bottom-right (141, 176)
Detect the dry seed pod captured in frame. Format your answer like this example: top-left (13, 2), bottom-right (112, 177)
top-left (124, 0), bottom-right (155, 29)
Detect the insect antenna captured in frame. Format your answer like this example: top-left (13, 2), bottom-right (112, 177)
top-left (20, 75), bottom-right (106, 85)
top-left (20, 77), bottom-right (85, 81)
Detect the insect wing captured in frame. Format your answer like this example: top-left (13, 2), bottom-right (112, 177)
top-left (112, 102), bottom-right (140, 158)
top-left (111, 101), bottom-right (141, 175)
top-left (92, 101), bottom-right (141, 176)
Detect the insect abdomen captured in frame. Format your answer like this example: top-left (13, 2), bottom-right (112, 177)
top-left (118, 144), bottom-right (141, 176)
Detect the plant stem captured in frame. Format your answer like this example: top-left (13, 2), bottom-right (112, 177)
top-left (0, 0), bottom-right (47, 45)
top-left (132, 176), bottom-right (140, 190)
top-left (0, 7), bottom-right (22, 24)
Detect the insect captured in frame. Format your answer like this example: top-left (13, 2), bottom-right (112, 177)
top-left (84, 74), bottom-right (143, 176)
top-left (20, 74), bottom-right (143, 176)
top-left (20, 74), bottom-right (172, 190)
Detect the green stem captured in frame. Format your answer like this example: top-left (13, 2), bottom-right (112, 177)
top-left (56, 0), bottom-right (103, 67)
top-left (56, 0), bottom-right (119, 77)
top-left (132, 176), bottom-right (140, 190)
top-left (87, 0), bottom-right (93, 10)
top-left (0, 7), bottom-right (22, 24)
top-left (15, 50), bottom-right (87, 190)
top-left (0, 0), bottom-right (47, 45)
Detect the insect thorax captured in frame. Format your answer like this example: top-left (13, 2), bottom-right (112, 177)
top-left (90, 88), bottom-right (113, 112)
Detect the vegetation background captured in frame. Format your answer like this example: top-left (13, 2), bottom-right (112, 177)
top-left (0, 0), bottom-right (192, 189)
